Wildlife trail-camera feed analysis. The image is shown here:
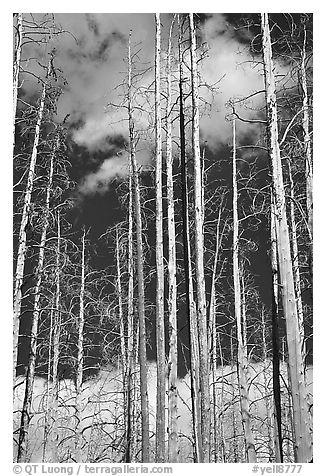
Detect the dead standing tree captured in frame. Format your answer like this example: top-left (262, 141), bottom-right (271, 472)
top-left (166, 15), bottom-right (178, 463)
top-left (261, 13), bottom-right (312, 463)
top-left (189, 13), bottom-right (210, 463)
top-left (127, 32), bottom-right (150, 462)
top-left (232, 116), bottom-right (257, 463)
top-left (154, 13), bottom-right (166, 464)
top-left (13, 54), bottom-right (53, 384)
top-left (178, 15), bottom-right (201, 463)
top-left (16, 129), bottom-right (60, 463)
top-left (75, 227), bottom-right (86, 463)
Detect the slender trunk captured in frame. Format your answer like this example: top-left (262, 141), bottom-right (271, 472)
top-left (125, 171), bottom-right (134, 462)
top-left (13, 13), bottom-right (23, 146)
top-left (271, 194), bottom-right (283, 463)
top-left (210, 291), bottom-right (217, 462)
top-left (189, 13), bottom-right (210, 462)
top-left (13, 57), bottom-right (51, 382)
top-left (300, 22), bottom-right (313, 242)
top-left (232, 116), bottom-right (257, 463)
top-left (261, 308), bottom-right (274, 461)
top-left (261, 13), bottom-right (312, 462)
top-left (75, 228), bottom-right (86, 463)
top-left (240, 274), bottom-right (248, 352)
top-left (116, 226), bottom-right (127, 457)
top-left (208, 204), bottom-right (223, 354)
top-left (178, 17), bottom-right (202, 462)
top-left (128, 32), bottom-right (149, 462)
top-left (50, 210), bottom-right (62, 463)
top-left (217, 332), bottom-right (226, 462)
top-left (208, 209), bottom-right (222, 462)
top-left (288, 161), bottom-right (313, 451)
top-left (281, 338), bottom-right (293, 462)
top-left (287, 162), bottom-right (305, 359)
top-left (166, 15), bottom-right (178, 463)
top-left (17, 132), bottom-right (57, 463)
top-left (43, 302), bottom-right (54, 462)
top-left (116, 228), bottom-right (126, 371)
top-left (154, 13), bottom-right (166, 463)
top-left (230, 329), bottom-right (239, 462)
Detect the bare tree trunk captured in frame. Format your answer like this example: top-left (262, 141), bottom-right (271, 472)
top-left (287, 161), bottom-right (305, 359)
top-left (217, 332), bottom-right (226, 462)
top-left (208, 208), bottom-right (222, 462)
top-left (261, 13), bottom-right (312, 463)
top-left (75, 228), bottom-right (86, 463)
top-left (43, 301), bottom-right (54, 462)
top-left (232, 116), bottom-right (257, 463)
top-left (125, 171), bottom-right (134, 462)
top-left (230, 329), bottom-right (239, 462)
top-left (50, 210), bottom-right (62, 463)
top-left (271, 194), bottom-right (283, 463)
top-left (13, 13), bottom-right (23, 145)
top-left (166, 15), bottom-right (178, 464)
top-left (128, 32), bottom-right (149, 462)
top-left (261, 307), bottom-right (274, 461)
top-left (208, 207), bottom-right (222, 355)
top-left (115, 226), bottom-right (128, 458)
top-left (300, 22), bottom-right (313, 241)
top-left (154, 13), bottom-right (166, 463)
top-left (116, 228), bottom-right (126, 372)
top-left (210, 292), bottom-right (217, 462)
top-left (178, 17), bottom-right (202, 462)
top-left (189, 13), bottom-right (210, 462)
top-left (13, 56), bottom-right (51, 383)
top-left (208, 225), bottom-right (218, 462)
top-left (17, 132), bottom-right (57, 463)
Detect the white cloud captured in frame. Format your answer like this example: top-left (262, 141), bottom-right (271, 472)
top-left (198, 14), bottom-right (265, 147)
top-left (79, 148), bottom-right (152, 195)
top-left (78, 152), bottom-right (129, 195)
top-left (56, 13), bottom-right (266, 153)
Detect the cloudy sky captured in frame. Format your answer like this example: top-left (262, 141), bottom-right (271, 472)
top-left (21, 13), bottom-right (269, 198)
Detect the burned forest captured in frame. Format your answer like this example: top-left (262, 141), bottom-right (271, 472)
top-left (13, 13), bottom-right (313, 464)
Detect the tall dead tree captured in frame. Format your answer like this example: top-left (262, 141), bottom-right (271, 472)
top-left (116, 227), bottom-right (126, 372)
top-left (271, 195), bottom-right (283, 463)
top-left (300, 19), bottom-right (313, 241)
top-left (127, 32), bottom-right (149, 462)
top-left (115, 226), bottom-right (128, 457)
top-left (75, 227), bottom-right (86, 463)
top-left (260, 307), bottom-right (274, 461)
top-left (288, 161), bottom-right (305, 359)
top-left (208, 213), bottom-right (222, 462)
top-left (261, 13), bottom-right (312, 463)
top-left (13, 54), bottom-right (52, 383)
top-left (217, 332), bottom-right (226, 462)
top-left (17, 130), bottom-right (59, 463)
top-left (179, 16), bottom-right (202, 462)
top-left (154, 13), bottom-right (166, 464)
top-left (189, 13), bottom-right (210, 462)
top-left (125, 169), bottom-right (135, 462)
top-left (232, 116), bottom-right (257, 463)
top-left (166, 15), bottom-right (178, 463)
top-left (50, 210), bottom-right (62, 463)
